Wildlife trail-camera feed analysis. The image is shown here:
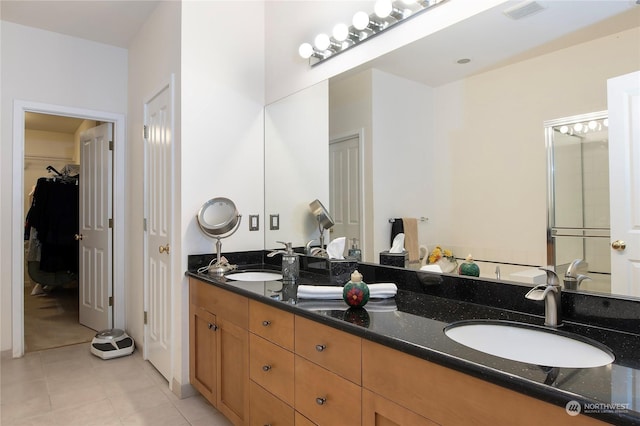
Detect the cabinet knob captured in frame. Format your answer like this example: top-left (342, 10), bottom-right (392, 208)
top-left (74, 233), bottom-right (84, 241)
top-left (262, 365), bottom-right (272, 372)
top-left (159, 244), bottom-right (170, 254)
top-left (207, 323), bottom-right (218, 331)
top-left (316, 397), bottom-right (327, 405)
top-left (262, 320), bottom-right (271, 326)
top-left (315, 344), bottom-right (326, 352)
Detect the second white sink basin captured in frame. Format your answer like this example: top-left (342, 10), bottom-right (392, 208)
top-left (444, 320), bottom-right (614, 368)
top-left (225, 271), bottom-right (283, 281)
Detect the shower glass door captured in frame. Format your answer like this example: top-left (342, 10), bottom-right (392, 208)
top-left (545, 111), bottom-right (611, 293)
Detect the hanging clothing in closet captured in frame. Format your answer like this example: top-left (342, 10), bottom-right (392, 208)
top-left (25, 175), bottom-right (79, 286)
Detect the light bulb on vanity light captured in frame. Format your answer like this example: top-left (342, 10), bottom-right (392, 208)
top-left (298, 42), bottom-right (314, 59)
top-left (353, 11), bottom-right (370, 30)
top-left (314, 33), bottom-right (331, 51)
top-left (332, 23), bottom-right (349, 42)
top-left (374, 0), bottom-right (393, 18)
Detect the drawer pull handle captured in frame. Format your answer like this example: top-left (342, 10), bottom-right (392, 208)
top-left (262, 365), bottom-right (272, 372)
top-left (262, 320), bottom-right (271, 326)
top-left (315, 344), bottom-right (326, 352)
top-left (207, 323), bottom-right (218, 331)
top-left (316, 397), bottom-right (327, 405)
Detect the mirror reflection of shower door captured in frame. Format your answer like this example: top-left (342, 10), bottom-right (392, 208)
top-left (546, 111), bottom-right (611, 292)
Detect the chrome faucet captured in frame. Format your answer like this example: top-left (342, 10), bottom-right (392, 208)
top-left (563, 259), bottom-right (591, 290)
top-left (525, 268), bottom-right (562, 327)
top-left (305, 239), bottom-right (317, 255)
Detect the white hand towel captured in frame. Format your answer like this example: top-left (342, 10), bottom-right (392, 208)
top-left (296, 299), bottom-right (397, 312)
top-left (297, 283), bottom-right (397, 299)
top-left (420, 264), bottom-right (443, 273)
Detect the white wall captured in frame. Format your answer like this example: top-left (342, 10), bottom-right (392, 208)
top-left (127, 0), bottom-right (181, 387)
top-left (265, 81), bottom-right (329, 250)
top-left (0, 22), bottom-right (128, 351)
top-left (430, 26), bottom-right (640, 267)
top-left (371, 70), bottom-right (435, 261)
top-left (180, 0), bottom-right (265, 389)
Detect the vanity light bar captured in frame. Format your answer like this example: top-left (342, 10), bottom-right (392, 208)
top-left (299, 0), bottom-right (448, 66)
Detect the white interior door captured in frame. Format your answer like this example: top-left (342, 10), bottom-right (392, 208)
top-left (330, 135), bottom-right (361, 250)
top-left (144, 82), bottom-right (173, 380)
top-left (608, 71), bottom-right (640, 295)
top-left (79, 123), bottom-right (113, 331)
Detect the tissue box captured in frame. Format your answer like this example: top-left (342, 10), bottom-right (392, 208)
top-left (379, 251), bottom-right (408, 268)
top-left (509, 268), bottom-right (547, 284)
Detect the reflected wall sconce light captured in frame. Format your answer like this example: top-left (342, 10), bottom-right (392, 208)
top-left (299, 0), bottom-right (448, 66)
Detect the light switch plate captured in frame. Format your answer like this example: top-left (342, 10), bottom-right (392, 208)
top-left (269, 214), bottom-right (279, 230)
top-left (249, 215), bottom-right (259, 231)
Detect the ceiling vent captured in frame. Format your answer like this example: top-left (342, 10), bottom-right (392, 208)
top-left (503, 1), bottom-right (545, 20)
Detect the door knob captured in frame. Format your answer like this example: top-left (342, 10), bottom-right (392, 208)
top-left (611, 240), bottom-right (626, 251)
top-left (74, 234), bottom-right (83, 241)
top-left (159, 244), bottom-right (170, 254)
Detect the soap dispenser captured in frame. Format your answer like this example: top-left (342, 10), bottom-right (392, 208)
top-left (348, 238), bottom-right (362, 261)
top-left (268, 241), bottom-right (299, 283)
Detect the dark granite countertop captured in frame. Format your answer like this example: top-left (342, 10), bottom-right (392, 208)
top-left (186, 256), bottom-right (640, 425)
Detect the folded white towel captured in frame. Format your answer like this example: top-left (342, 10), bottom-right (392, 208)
top-left (420, 264), bottom-right (443, 273)
top-left (297, 283), bottom-right (397, 300)
top-left (296, 298), bottom-right (397, 312)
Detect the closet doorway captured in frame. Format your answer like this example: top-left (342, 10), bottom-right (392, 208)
top-left (12, 101), bottom-right (126, 357)
top-left (23, 112), bottom-right (94, 351)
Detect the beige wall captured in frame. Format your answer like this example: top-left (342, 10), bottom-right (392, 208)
top-left (430, 26), bottom-right (640, 267)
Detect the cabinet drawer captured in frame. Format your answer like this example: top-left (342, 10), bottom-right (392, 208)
top-left (249, 299), bottom-right (294, 350)
top-left (294, 355), bottom-right (361, 426)
top-left (249, 333), bottom-right (295, 405)
top-left (362, 340), bottom-right (606, 426)
top-left (295, 315), bottom-right (361, 384)
top-left (362, 388), bottom-right (438, 426)
top-left (249, 380), bottom-right (294, 426)
top-left (294, 411), bottom-right (316, 426)
top-left (190, 278), bottom-right (248, 327)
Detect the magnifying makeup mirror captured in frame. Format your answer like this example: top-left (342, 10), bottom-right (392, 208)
top-left (197, 197), bottom-right (242, 274)
top-left (309, 199), bottom-right (335, 249)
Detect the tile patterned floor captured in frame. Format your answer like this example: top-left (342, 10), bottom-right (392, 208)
top-left (0, 343), bottom-right (232, 426)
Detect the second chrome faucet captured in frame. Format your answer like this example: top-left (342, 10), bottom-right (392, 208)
top-left (525, 268), bottom-right (562, 327)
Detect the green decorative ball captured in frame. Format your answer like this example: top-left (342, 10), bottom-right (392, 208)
top-left (459, 255), bottom-right (480, 277)
top-left (343, 270), bottom-right (370, 307)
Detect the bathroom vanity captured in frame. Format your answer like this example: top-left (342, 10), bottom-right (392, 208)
top-left (186, 252), bottom-right (640, 425)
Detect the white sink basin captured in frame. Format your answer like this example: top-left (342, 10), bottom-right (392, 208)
top-left (444, 321), bottom-right (614, 368)
top-left (225, 271), bottom-right (283, 281)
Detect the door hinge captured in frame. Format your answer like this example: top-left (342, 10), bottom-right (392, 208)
top-left (143, 218), bottom-right (147, 232)
top-left (143, 125), bottom-right (149, 139)
top-left (144, 311), bottom-right (148, 325)
top-left (109, 140), bottom-right (114, 151)
top-left (109, 218), bottom-right (113, 229)
top-left (108, 296), bottom-right (113, 306)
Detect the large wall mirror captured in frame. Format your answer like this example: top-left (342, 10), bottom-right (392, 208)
top-left (264, 2), bottom-right (640, 298)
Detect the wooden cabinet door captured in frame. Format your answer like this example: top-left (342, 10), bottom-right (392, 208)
top-left (190, 306), bottom-right (217, 406)
top-left (217, 318), bottom-right (250, 425)
top-left (362, 388), bottom-right (438, 426)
